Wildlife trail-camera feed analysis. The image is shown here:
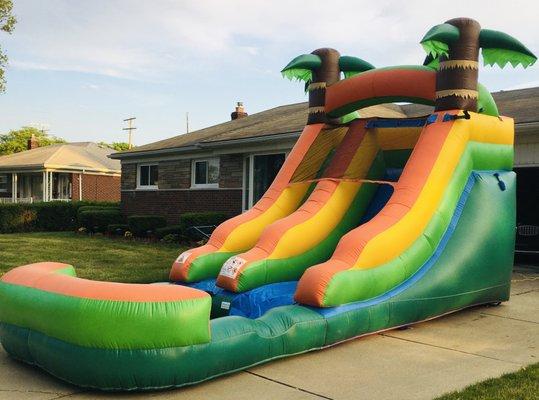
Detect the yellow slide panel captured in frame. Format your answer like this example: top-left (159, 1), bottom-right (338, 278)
top-left (219, 182), bottom-right (311, 252)
top-left (353, 113), bottom-right (513, 269)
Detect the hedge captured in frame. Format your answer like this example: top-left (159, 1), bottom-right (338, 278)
top-left (77, 205), bottom-right (119, 218)
top-left (0, 201), bottom-right (120, 233)
top-left (180, 211), bottom-right (227, 240)
top-left (0, 204), bottom-right (37, 233)
top-left (79, 209), bottom-right (124, 232)
top-left (155, 225), bottom-right (183, 239)
top-left (127, 215), bottom-right (167, 237)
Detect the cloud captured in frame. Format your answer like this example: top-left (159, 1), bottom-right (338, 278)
top-left (6, 0), bottom-right (537, 83)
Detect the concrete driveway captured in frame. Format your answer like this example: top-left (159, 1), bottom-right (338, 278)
top-left (0, 267), bottom-right (537, 400)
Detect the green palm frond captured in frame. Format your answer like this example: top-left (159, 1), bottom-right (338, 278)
top-left (479, 29), bottom-right (537, 68)
top-left (477, 82), bottom-right (499, 117)
top-left (420, 23), bottom-right (460, 58)
top-left (423, 54), bottom-right (440, 69)
top-left (339, 56), bottom-right (375, 78)
top-left (281, 54), bottom-right (322, 82)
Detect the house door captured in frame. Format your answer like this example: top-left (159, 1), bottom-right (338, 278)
top-left (243, 153), bottom-right (286, 211)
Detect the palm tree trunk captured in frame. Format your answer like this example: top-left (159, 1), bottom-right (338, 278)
top-left (435, 18), bottom-right (481, 112)
top-left (308, 48), bottom-right (341, 124)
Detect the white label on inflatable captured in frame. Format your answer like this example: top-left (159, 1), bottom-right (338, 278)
top-left (221, 301), bottom-right (230, 310)
top-left (176, 251), bottom-right (191, 265)
top-left (220, 256), bottom-right (246, 279)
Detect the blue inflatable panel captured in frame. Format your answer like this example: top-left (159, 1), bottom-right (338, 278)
top-left (360, 169), bottom-right (401, 223)
top-left (178, 278), bottom-right (218, 294)
top-left (176, 279), bottom-right (298, 319)
top-left (225, 281), bottom-right (298, 319)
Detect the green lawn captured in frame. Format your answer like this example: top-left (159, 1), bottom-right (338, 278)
top-left (0, 232), bottom-right (186, 283)
top-left (435, 363), bottom-right (539, 400)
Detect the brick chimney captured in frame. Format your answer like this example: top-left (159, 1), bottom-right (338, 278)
top-left (231, 102), bottom-right (248, 120)
top-left (27, 134), bottom-right (39, 150)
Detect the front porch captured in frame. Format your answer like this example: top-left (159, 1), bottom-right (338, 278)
top-left (0, 171), bottom-right (73, 204)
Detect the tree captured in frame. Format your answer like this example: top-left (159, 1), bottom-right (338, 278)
top-left (420, 17), bottom-right (536, 112)
top-left (98, 142), bottom-right (132, 152)
top-left (0, 127), bottom-right (65, 155)
top-left (281, 48), bottom-right (374, 124)
top-left (0, 0), bottom-right (16, 93)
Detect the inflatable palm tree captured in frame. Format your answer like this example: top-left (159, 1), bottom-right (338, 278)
top-left (421, 17), bottom-right (536, 112)
top-left (281, 48), bottom-right (374, 123)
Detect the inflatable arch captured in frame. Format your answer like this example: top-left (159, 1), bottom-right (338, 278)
top-left (0, 17), bottom-right (535, 390)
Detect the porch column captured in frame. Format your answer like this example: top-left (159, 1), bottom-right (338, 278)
top-left (11, 173), bottom-right (17, 203)
top-left (42, 171), bottom-right (48, 202)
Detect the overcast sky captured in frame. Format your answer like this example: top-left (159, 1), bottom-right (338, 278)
top-left (0, 0), bottom-right (537, 145)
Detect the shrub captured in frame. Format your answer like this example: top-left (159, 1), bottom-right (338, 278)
top-left (107, 223), bottom-right (129, 235)
top-left (0, 204), bottom-right (37, 233)
top-left (0, 201), bottom-right (120, 233)
top-left (32, 202), bottom-right (78, 231)
top-left (79, 209), bottom-right (124, 232)
top-left (127, 215), bottom-right (167, 237)
top-left (77, 205), bottom-right (120, 219)
top-left (155, 225), bottom-right (183, 239)
top-left (180, 212), bottom-right (228, 240)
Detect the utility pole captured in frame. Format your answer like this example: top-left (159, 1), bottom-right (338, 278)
top-left (123, 117), bottom-right (136, 149)
top-left (186, 112), bottom-right (189, 134)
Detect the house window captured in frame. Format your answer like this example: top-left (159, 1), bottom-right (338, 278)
top-left (192, 158), bottom-right (219, 188)
top-left (0, 174), bottom-right (7, 192)
top-left (138, 164), bottom-right (158, 189)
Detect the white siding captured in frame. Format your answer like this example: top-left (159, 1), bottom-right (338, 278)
top-left (515, 131), bottom-right (539, 167)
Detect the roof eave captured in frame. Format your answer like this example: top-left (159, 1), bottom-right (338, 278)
top-left (108, 131), bottom-right (303, 160)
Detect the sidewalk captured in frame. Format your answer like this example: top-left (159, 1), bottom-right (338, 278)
top-left (0, 267), bottom-right (537, 400)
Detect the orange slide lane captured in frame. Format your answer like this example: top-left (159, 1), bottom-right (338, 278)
top-left (216, 121), bottom-right (369, 291)
top-left (170, 123), bottom-right (327, 281)
top-left (295, 113), bottom-right (454, 306)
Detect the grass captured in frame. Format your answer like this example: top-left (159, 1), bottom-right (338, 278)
top-left (435, 363), bottom-right (539, 400)
top-left (0, 232), bottom-right (187, 283)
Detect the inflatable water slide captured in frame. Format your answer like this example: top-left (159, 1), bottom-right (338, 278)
top-left (0, 18), bottom-right (535, 390)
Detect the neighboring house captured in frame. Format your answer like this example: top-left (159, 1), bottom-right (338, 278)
top-left (0, 140), bottom-right (121, 203)
top-left (111, 90), bottom-right (539, 238)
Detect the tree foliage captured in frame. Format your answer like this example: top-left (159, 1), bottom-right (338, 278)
top-left (0, 0), bottom-right (16, 93)
top-left (0, 126), bottom-right (65, 155)
top-left (98, 142), bottom-right (132, 151)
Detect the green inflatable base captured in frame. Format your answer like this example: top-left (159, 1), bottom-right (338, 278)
top-left (0, 171), bottom-right (515, 390)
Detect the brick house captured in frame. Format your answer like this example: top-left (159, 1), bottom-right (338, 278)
top-left (0, 141), bottom-right (121, 203)
top-left (111, 90), bottom-right (539, 231)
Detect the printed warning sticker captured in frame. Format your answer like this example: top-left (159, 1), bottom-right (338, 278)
top-left (176, 252), bottom-right (191, 265)
top-left (219, 256), bottom-right (246, 279)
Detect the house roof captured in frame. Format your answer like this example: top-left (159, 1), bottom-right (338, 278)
top-left (111, 87), bottom-right (539, 159)
top-left (0, 142), bottom-right (121, 174)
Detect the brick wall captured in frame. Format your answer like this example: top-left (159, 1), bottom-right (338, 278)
top-left (121, 189), bottom-right (242, 224)
top-left (119, 154), bottom-right (244, 222)
top-left (159, 159), bottom-right (191, 189)
top-left (121, 164), bottom-right (137, 190)
top-left (219, 154), bottom-right (243, 188)
top-left (72, 173), bottom-right (121, 202)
